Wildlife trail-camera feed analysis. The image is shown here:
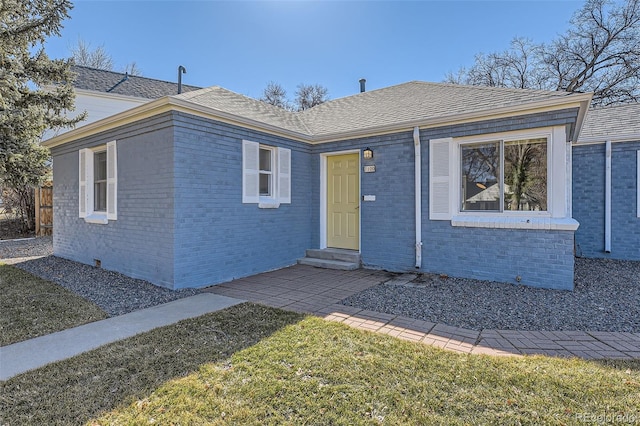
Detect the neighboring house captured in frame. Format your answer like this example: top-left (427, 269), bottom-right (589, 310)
top-left (43, 66), bottom-right (201, 139)
top-left (43, 82), bottom-right (592, 291)
top-left (573, 103), bottom-right (640, 260)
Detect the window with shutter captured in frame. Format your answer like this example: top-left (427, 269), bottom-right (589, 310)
top-left (242, 140), bottom-right (291, 207)
top-left (445, 127), bottom-right (576, 231)
top-left (78, 141), bottom-right (117, 224)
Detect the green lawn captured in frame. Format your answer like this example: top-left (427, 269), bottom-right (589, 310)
top-left (1, 303), bottom-right (638, 425)
top-left (0, 263), bottom-right (108, 346)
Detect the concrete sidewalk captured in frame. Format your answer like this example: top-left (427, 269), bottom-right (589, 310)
top-left (0, 293), bottom-right (243, 381)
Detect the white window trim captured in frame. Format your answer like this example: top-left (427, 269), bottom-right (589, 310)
top-left (430, 126), bottom-right (578, 230)
top-left (259, 145), bottom-right (276, 203)
top-left (79, 141), bottom-right (117, 224)
top-left (242, 140), bottom-right (290, 208)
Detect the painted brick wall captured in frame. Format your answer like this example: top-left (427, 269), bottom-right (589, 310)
top-left (311, 132), bottom-right (417, 271)
top-left (422, 224), bottom-right (575, 289)
top-left (573, 141), bottom-right (640, 260)
top-left (51, 106), bottom-right (580, 290)
top-left (171, 112), bottom-right (313, 288)
top-left (418, 110), bottom-right (579, 290)
top-left (51, 114), bottom-right (176, 287)
top-left (310, 109), bottom-right (579, 290)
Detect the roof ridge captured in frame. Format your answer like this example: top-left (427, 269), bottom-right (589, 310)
top-left (588, 102), bottom-right (640, 110)
top-left (72, 65), bottom-right (202, 89)
top-left (173, 85), bottom-right (313, 135)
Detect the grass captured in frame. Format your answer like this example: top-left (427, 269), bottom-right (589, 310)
top-left (1, 304), bottom-right (638, 425)
top-left (0, 263), bottom-right (108, 346)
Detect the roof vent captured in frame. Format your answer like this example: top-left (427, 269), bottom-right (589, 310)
top-left (359, 78), bottom-right (366, 93)
top-left (106, 72), bottom-right (129, 93)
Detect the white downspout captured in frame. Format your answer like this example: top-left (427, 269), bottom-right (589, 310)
top-left (413, 126), bottom-right (422, 268)
top-left (605, 140), bottom-right (612, 253)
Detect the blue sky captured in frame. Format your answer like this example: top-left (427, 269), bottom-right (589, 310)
top-left (44, 1), bottom-right (583, 100)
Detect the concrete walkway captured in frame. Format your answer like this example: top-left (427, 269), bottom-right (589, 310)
top-left (206, 265), bottom-right (640, 360)
top-left (0, 293), bottom-right (242, 381)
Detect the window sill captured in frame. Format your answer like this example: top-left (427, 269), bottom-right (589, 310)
top-left (83, 213), bottom-right (109, 224)
top-left (451, 215), bottom-right (579, 231)
top-left (258, 201), bottom-right (280, 209)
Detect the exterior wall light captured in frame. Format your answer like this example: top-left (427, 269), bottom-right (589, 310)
top-left (363, 147), bottom-right (373, 160)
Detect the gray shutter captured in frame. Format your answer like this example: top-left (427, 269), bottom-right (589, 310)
top-left (242, 140), bottom-right (260, 203)
top-left (277, 147), bottom-right (291, 204)
top-left (106, 141), bottom-right (118, 220)
top-left (429, 137), bottom-right (453, 220)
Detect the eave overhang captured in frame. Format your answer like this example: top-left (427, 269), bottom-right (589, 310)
top-left (43, 92), bottom-right (594, 149)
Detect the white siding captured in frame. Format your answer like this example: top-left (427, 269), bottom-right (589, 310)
top-left (42, 92), bottom-right (148, 140)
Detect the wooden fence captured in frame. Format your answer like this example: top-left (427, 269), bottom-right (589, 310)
top-left (35, 182), bottom-right (53, 236)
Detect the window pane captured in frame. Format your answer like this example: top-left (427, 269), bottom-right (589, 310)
top-left (94, 182), bottom-right (107, 212)
top-left (461, 142), bottom-right (500, 211)
top-left (503, 138), bottom-right (547, 211)
top-left (94, 151), bottom-right (107, 212)
top-left (94, 151), bottom-right (107, 181)
top-left (259, 173), bottom-right (271, 196)
top-left (259, 148), bottom-right (271, 172)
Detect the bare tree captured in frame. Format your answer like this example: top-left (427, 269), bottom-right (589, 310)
top-left (446, 0), bottom-right (640, 105)
top-left (261, 81), bottom-right (291, 110)
top-left (259, 82), bottom-right (330, 111)
top-left (294, 83), bottom-right (329, 111)
top-left (123, 61), bottom-right (143, 76)
top-left (70, 39), bottom-right (113, 70)
top-left (70, 39), bottom-right (143, 76)
top-left (545, 0), bottom-right (640, 104)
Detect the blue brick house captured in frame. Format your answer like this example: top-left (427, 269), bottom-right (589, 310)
top-left (44, 82), bottom-right (593, 290)
top-left (573, 103), bottom-right (640, 261)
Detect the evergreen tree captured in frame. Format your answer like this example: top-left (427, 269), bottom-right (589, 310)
top-left (0, 0), bottom-right (84, 231)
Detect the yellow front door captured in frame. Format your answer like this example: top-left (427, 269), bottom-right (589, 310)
top-left (327, 153), bottom-right (360, 250)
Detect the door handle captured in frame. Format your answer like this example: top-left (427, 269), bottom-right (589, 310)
top-left (355, 206), bottom-right (359, 210)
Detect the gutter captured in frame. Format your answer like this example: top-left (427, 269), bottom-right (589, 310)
top-left (413, 126), bottom-right (422, 269)
top-left (573, 134), bottom-right (640, 145)
top-left (605, 140), bottom-right (612, 253)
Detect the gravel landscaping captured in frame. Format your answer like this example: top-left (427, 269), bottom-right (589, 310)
top-left (342, 257), bottom-right (640, 333)
top-left (1, 237), bottom-right (199, 317)
top-left (3, 237), bottom-right (639, 332)
top-left (0, 236), bottom-right (52, 260)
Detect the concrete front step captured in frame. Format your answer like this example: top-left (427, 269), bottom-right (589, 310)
top-left (297, 257), bottom-right (360, 271)
top-left (305, 248), bottom-right (361, 263)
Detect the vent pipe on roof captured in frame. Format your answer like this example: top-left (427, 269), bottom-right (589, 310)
top-left (106, 72), bottom-right (128, 93)
top-left (177, 65), bottom-right (187, 94)
top-left (359, 78), bottom-right (366, 93)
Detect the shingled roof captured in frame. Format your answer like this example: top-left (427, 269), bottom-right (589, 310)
top-left (578, 103), bottom-right (640, 142)
top-left (174, 81), bottom-right (584, 139)
top-left (45, 79), bottom-right (592, 148)
top-left (72, 65), bottom-right (201, 99)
